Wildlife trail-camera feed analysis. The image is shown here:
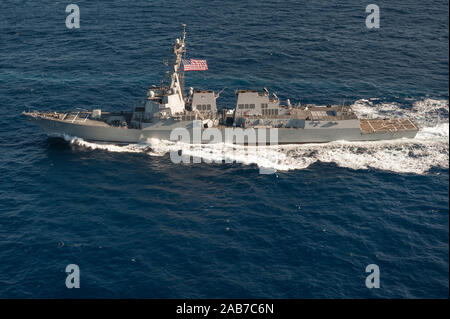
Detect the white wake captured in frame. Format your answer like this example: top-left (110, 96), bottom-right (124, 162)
top-left (64, 98), bottom-right (449, 175)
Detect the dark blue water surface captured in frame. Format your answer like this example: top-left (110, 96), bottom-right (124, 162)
top-left (0, 0), bottom-right (448, 298)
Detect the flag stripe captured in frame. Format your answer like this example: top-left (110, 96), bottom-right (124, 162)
top-left (182, 59), bottom-right (208, 71)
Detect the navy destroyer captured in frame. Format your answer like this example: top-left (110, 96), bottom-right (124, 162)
top-left (23, 26), bottom-right (419, 144)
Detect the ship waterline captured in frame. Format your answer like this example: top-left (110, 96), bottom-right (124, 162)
top-left (24, 110), bottom-right (418, 145)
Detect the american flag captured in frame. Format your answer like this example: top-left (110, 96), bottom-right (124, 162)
top-left (182, 59), bottom-right (208, 71)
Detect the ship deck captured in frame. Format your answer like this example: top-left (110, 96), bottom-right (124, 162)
top-left (24, 111), bottom-right (112, 127)
top-left (360, 119), bottom-right (418, 134)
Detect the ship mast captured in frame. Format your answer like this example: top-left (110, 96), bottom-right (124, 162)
top-left (170, 24), bottom-right (187, 98)
top-left (179, 24), bottom-right (186, 97)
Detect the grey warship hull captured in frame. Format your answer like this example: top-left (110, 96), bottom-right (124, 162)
top-left (23, 27), bottom-right (419, 145)
top-left (26, 112), bottom-right (418, 144)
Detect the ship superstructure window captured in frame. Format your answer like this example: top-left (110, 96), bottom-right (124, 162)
top-left (262, 109), bottom-right (278, 116)
top-left (244, 104), bottom-right (249, 109)
top-left (197, 104), bottom-right (211, 111)
top-left (250, 104), bottom-right (255, 109)
top-left (261, 103), bottom-right (268, 109)
top-left (238, 104), bottom-right (244, 109)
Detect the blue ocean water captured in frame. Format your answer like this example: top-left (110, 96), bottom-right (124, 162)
top-left (0, 0), bottom-right (448, 298)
